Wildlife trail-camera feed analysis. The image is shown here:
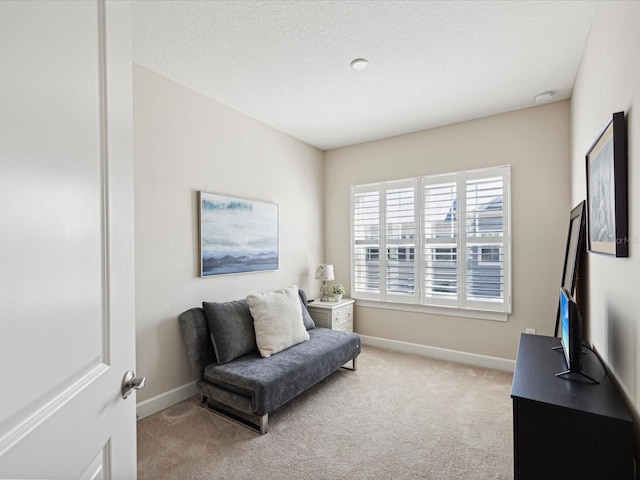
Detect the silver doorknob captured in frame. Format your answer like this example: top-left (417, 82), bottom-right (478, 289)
top-left (122, 370), bottom-right (146, 399)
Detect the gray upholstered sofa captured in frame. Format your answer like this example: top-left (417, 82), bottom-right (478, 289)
top-left (179, 287), bottom-right (361, 434)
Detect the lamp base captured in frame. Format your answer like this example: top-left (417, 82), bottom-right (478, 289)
top-left (320, 281), bottom-right (330, 302)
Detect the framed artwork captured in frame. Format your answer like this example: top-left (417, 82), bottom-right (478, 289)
top-left (199, 191), bottom-right (279, 276)
top-left (554, 201), bottom-right (585, 337)
top-left (585, 111), bottom-right (628, 257)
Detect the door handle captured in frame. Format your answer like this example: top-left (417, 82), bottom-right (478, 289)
top-left (122, 370), bottom-right (146, 399)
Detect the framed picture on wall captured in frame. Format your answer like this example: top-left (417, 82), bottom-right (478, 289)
top-left (554, 201), bottom-right (585, 337)
top-left (199, 191), bottom-right (279, 276)
top-left (585, 111), bottom-right (628, 257)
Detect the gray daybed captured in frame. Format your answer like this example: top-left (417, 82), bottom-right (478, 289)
top-left (179, 288), bottom-right (361, 434)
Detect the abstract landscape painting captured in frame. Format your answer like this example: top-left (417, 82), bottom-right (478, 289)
top-left (199, 191), bottom-right (279, 276)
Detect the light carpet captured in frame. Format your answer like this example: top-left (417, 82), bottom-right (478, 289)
top-left (137, 345), bottom-right (514, 479)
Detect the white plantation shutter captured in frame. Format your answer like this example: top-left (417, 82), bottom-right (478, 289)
top-left (385, 184), bottom-right (416, 297)
top-left (351, 165), bottom-right (510, 316)
top-left (352, 181), bottom-right (417, 300)
top-left (352, 188), bottom-right (381, 294)
top-left (423, 181), bottom-right (458, 305)
top-left (465, 174), bottom-right (507, 307)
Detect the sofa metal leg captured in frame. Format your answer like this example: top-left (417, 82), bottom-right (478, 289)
top-left (200, 398), bottom-right (269, 435)
top-left (341, 356), bottom-right (358, 371)
top-left (259, 414), bottom-right (268, 435)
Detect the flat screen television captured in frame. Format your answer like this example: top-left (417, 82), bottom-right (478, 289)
top-left (554, 201), bottom-right (586, 337)
top-left (554, 287), bottom-right (598, 384)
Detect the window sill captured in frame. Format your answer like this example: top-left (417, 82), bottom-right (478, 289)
top-left (353, 298), bottom-right (509, 322)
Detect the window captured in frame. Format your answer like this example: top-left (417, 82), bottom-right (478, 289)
top-left (351, 165), bottom-right (511, 317)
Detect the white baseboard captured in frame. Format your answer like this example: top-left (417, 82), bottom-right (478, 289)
top-left (360, 335), bottom-right (515, 372)
top-left (136, 381), bottom-right (199, 420)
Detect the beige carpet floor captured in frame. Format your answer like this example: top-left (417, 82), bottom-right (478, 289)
top-left (137, 345), bottom-right (514, 479)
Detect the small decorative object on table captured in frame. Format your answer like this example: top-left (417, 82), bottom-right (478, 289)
top-left (315, 264), bottom-right (334, 301)
top-left (332, 283), bottom-right (345, 302)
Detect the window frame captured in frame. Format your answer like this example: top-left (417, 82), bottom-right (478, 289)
top-left (350, 165), bottom-right (511, 321)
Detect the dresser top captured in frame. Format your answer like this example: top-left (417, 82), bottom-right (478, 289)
top-left (306, 298), bottom-right (354, 309)
top-left (511, 334), bottom-right (632, 423)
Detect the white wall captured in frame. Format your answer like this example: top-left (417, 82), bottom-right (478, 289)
top-left (570, 0), bottom-right (640, 454)
top-left (133, 65), bottom-right (325, 407)
top-left (324, 101), bottom-right (571, 361)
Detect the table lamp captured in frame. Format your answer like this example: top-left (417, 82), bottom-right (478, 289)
top-left (315, 264), bottom-right (334, 301)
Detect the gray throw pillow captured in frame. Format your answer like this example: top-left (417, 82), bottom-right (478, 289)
top-left (298, 289), bottom-right (315, 330)
top-left (202, 299), bottom-right (257, 364)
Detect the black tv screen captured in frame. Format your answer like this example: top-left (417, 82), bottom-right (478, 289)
top-left (555, 201), bottom-right (585, 337)
top-left (556, 288), bottom-right (598, 383)
top-left (559, 287), bottom-right (582, 372)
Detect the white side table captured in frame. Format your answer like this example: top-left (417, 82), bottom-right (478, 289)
top-left (306, 298), bottom-right (354, 332)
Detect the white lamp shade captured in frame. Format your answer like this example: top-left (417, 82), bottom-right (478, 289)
top-left (315, 264), bottom-right (334, 281)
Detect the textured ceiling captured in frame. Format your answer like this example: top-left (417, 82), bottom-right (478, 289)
top-left (132, 0), bottom-right (597, 150)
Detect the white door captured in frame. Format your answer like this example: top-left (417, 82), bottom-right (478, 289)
top-left (0, 1), bottom-right (137, 478)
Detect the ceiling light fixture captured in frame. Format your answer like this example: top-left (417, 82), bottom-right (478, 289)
top-left (534, 91), bottom-right (554, 104)
top-left (350, 58), bottom-right (368, 71)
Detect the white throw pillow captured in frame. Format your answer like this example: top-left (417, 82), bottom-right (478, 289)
top-left (246, 286), bottom-right (309, 358)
